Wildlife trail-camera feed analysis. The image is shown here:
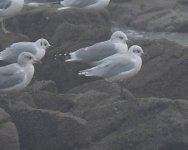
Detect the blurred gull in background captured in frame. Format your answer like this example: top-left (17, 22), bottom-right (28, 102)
top-left (79, 45), bottom-right (144, 95)
top-left (58, 0), bottom-right (110, 10)
top-left (0, 0), bottom-right (24, 33)
top-left (0, 38), bottom-right (50, 63)
top-left (65, 31), bottom-right (128, 65)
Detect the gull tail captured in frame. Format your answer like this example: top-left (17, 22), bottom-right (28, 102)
top-left (0, 53), bottom-right (4, 60)
top-left (64, 52), bottom-right (78, 62)
top-left (58, 7), bottom-right (71, 10)
top-left (78, 67), bottom-right (98, 76)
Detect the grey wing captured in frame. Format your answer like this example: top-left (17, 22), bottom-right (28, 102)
top-left (75, 41), bottom-right (118, 62)
top-left (104, 62), bottom-right (135, 78)
top-left (88, 57), bottom-right (135, 78)
top-left (64, 0), bottom-right (98, 7)
top-left (0, 64), bottom-right (25, 89)
top-left (0, 0), bottom-right (12, 9)
top-left (0, 42), bottom-right (37, 63)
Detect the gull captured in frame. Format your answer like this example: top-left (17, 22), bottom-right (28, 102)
top-left (65, 31), bottom-right (128, 65)
top-left (0, 52), bottom-right (37, 93)
top-left (0, 38), bottom-right (50, 63)
top-left (0, 52), bottom-right (38, 106)
top-left (58, 0), bottom-right (110, 11)
top-left (79, 45), bottom-right (144, 95)
top-left (0, 0), bottom-right (24, 33)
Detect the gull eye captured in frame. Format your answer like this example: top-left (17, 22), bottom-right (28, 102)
top-left (44, 42), bottom-right (47, 46)
top-left (27, 55), bottom-right (32, 59)
top-left (133, 49), bottom-right (140, 53)
top-left (119, 36), bottom-right (124, 40)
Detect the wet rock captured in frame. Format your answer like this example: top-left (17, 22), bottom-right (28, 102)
top-left (126, 38), bottom-right (188, 99)
top-left (86, 98), bottom-right (188, 150)
top-left (63, 82), bottom-right (188, 150)
top-left (9, 106), bottom-right (90, 150)
top-left (28, 80), bottom-right (58, 93)
top-left (0, 33), bottom-right (29, 52)
top-left (0, 108), bottom-right (20, 150)
top-left (0, 80), bottom-right (74, 113)
top-left (109, 0), bottom-right (188, 32)
top-left (4, 5), bottom-right (111, 91)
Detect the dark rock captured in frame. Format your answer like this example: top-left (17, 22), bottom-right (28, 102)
top-left (0, 108), bottom-right (20, 150)
top-left (28, 80), bottom-right (58, 93)
top-left (109, 0), bottom-right (188, 32)
top-left (0, 80), bottom-right (74, 113)
top-left (4, 6), bottom-right (111, 92)
top-left (87, 98), bottom-right (188, 150)
top-left (9, 106), bottom-right (90, 150)
top-left (0, 33), bottom-right (29, 52)
top-left (63, 82), bottom-right (188, 150)
top-left (126, 38), bottom-right (188, 99)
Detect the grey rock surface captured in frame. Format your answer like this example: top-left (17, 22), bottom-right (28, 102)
top-left (0, 108), bottom-right (20, 150)
top-left (109, 0), bottom-right (188, 32)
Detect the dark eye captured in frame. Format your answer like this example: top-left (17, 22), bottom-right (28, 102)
top-left (133, 49), bottom-right (140, 53)
top-left (119, 36), bottom-right (124, 40)
top-left (27, 56), bottom-right (32, 59)
top-left (44, 43), bottom-right (47, 46)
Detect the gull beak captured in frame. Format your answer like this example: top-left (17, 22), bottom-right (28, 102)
top-left (143, 52), bottom-right (148, 56)
top-left (33, 59), bottom-right (42, 64)
top-left (48, 44), bottom-right (52, 49)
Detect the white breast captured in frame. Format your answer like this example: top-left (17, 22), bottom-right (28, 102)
top-left (114, 43), bottom-right (128, 53)
top-left (35, 48), bottom-right (46, 61)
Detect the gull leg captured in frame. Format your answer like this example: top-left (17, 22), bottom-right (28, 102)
top-left (1, 20), bottom-right (10, 34)
top-left (0, 94), bottom-right (12, 110)
top-left (119, 81), bottom-right (136, 99)
top-left (118, 81), bottom-right (124, 97)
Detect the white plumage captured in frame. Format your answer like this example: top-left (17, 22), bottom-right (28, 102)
top-left (0, 38), bottom-right (50, 63)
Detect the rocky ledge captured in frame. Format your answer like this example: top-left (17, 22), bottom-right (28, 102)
top-left (0, 3), bottom-right (188, 150)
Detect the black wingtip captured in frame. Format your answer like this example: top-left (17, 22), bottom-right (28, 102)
top-left (64, 53), bottom-right (71, 60)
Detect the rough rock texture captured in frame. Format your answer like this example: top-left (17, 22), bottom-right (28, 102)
top-left (0, 2), bottom-right (188, 150)
top-left (25, 0), bottom-right (188, 32)
top-left (64, 81), bottom-right (188, 150)
top-left (0, 108), bottom-right (20, 150)
top-left (9, 106), bottom-right (90, 150)
top-left (109, 0), bottom-right (188, 32)
top-left (4, 6), bottom-right (111, 92)
top-left (127, 38), bottom-right (188, 99)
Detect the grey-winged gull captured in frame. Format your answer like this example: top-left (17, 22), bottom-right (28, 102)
top-left (0, 52), bottom-right (37, 93)
top-left (79, 45), bottom-right (144, 95)
top-left (58, 0), bottom-right (110, 10)
top-left (65, 31), bottom-right (128, 65)
top-left (0, 38), bottom-right (50, 63)
top-left (0, 0), bottom-right (24, 33)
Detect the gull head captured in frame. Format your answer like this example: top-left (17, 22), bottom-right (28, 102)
top-left (110, 31), bottom-right (128, 43)
top-left (18, 52), bottom-right (38, 65)
top-left (129, 45), bottom-right (144, 57)
top-left (35, 38), bottom-right (51, 50)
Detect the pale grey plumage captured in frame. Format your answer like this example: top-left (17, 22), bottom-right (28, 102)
top-left (79, 45), bottom-right (144, 82)
top-left (0, 64), bottom-right (24, 89)
top-left (0, 0), bottom-right (24, 33)
top-left (65, 31), bottom-right (128, 65)
top-left (0, 52), bottom-right (37, 93)
top-left (0, 38), bottom-right (50, 63)
top-left (61, 0), bottom-right (98, 8)
top-left (0, 0), bottom-right (12, 9)
top-left (58, 0), bottom-right (110, 10)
